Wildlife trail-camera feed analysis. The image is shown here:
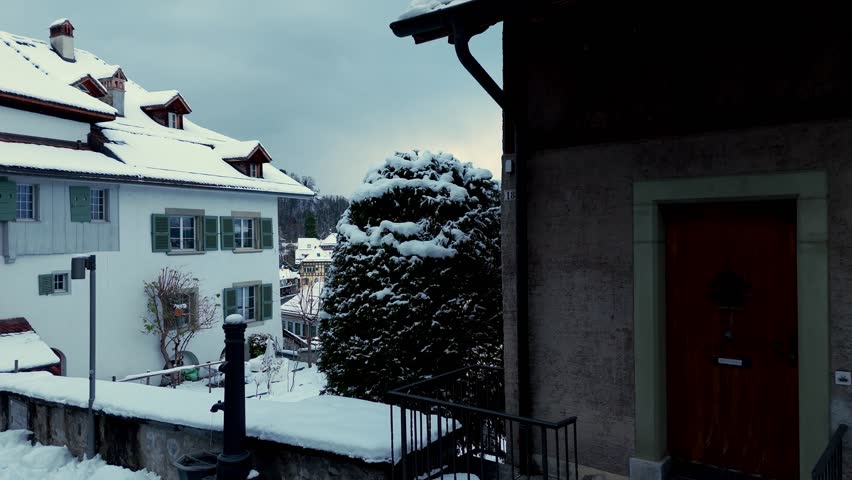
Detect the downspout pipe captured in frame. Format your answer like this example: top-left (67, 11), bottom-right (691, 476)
top-left (451, 21), bottom-right (506, 110)
top-left (450, 19), bottom-right (531, 418)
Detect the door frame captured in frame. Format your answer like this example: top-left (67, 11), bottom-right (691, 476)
top-left (632, 171), bottom-right (829, 480)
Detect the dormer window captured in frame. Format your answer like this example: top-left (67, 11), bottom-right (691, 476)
top-left (217, 141), bottom-right (272, 179)
top-left (140, 91), bottom-right (191, 129)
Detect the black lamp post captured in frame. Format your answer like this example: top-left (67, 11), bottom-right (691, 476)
top-left (71, 254), bottom-right (96, 460)
top-left (210, 314), bottom-right (252, 480)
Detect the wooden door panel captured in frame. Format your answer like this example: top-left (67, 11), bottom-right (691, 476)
top-left (664, 201), bottom-right (798, 480)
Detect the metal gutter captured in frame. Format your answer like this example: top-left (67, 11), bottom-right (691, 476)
top-left (0, 166), bottom-right (314, 199)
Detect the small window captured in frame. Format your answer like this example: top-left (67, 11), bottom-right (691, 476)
top-left (248, 163), bottom-right (260, 178)
top-left (234, 218), bottom-right (256, 249)
top-left (167, 112), bottom-right (179, 129)
top-left (294, 322), bottom-right (302, 336)
top-left (16, 184), bottom-right (35, 220)
top-left (53, 273), bottom-right (68, 293)
top-left (286, 321), bottom-right (293, 332)
top-left (235, 285), bottom-right (256, 322)
top-left (169, 216), bottom-right (196, 251)
top-left (171, 291), bottom-right (195, 330)
top-left (90, 189), bottom-right (107, 221)
top-left (311, 325), bottom-right (318, 338)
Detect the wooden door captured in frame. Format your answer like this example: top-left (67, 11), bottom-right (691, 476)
top-left (665, 201), bottom-right (798, 479)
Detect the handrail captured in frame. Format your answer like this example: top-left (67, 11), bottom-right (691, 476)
top-left (117, 360), bottom-right (224, 383)
top-left (812, 424), bottom-right (847, 480)
top-left (389, 389), bottom-right (577, 429)
top-left (388, 365), bottom-right (576, 428)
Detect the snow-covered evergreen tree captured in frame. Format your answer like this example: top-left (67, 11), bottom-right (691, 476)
top-left (319, 150), bottom-right (502, 401)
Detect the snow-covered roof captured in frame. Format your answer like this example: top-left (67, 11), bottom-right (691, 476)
top-left (216, 140), bottom-right (266, 160)
top-left (49, 18), bottom-right (71, 29)
top-left (137, 89), bottom-right (181, 108)
top-left (297, 238), bottom-right (320, 250)
top-left (279, 268), bottom-right (300, 281)
top-left (0, 372), bottom-right (450, 463)
top-left (281, 282), bottom-right (324, 317)
top-left (320, 233), bottom-right (338, 246)
top-left (299, 247), bottom-right (332, 263)
top-left (0, 28), bottom-right (313, 197)
top-left (0, 33), bottom-right (116, 116)
top-left (398, 0), bottom-right (475, 20)
top-left (0, 319), bottom-right (60, 373)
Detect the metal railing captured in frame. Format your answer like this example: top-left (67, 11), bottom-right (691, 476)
top-left (812, 424), bottom-right (847, 480)
top-left (388, 366), bottom-right (578, 480)
top-left (113, 360), bottom-right (224, 392)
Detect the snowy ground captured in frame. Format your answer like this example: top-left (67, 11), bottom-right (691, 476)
top-left (176, 360), bottom-right (326, 403)
top-left (0, 430), bottom-right (159, 480)
top-left (0, 371), bottom-right (452, 464)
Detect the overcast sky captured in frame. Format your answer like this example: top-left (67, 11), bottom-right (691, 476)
top-left (3, 1), bottom-right (502, 196)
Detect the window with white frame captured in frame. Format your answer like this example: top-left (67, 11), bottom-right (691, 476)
top-left (171, 291), bottom-right (195, 329)
top-left (169, 216), bottom-right (196, 251)
top-left (235, 285), bottom-right (256, 321)
top-left (248, 163), bottom-right (260, 178)
top-left (16, 184), bottom-right (35, 220)
top-left (234, 218), bottom-right (256, 249)
top-left (53, 273), bottom-right (68, 293)
top-left (90, 189), bottom-right (107, 221)
top-left (168, 112), bottom-right (178, 128)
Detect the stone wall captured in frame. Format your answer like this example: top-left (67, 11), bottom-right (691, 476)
top-left (0, 392), bottom-right (391, 480)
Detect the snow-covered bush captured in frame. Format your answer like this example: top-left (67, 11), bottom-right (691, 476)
top-left (248, 333), bottom-right (274, 358)
top-left (319, 150), bottom-right (502, 401)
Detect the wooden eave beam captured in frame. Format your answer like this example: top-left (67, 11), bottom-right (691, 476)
top-left (0, 91), bottom-right (115, 123)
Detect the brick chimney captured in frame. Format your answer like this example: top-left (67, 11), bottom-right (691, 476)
top-left (100, 69), bottom-right (126, 116)
top-left (49, 18), bottom-right (75, 62)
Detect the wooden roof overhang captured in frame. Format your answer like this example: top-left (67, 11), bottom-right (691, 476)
top-left (0, 164), bottom-right (311, 199)
top-left (222, 144), bottom-right (273, 164)
top-left (71, 74), bottom-right (108, 98)
top-left (0, 91), bottom-right (116, 123)
top-left (141, 93), bottom-right (192, 115)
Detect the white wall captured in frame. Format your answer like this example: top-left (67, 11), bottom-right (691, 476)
top-left (0, 105), bottom-right (90, 142)
top-left (0, 183), bottom-right (283, 380)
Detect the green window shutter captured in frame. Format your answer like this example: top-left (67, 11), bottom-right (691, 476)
top-left (220, 217), bottom-right (234, 250)
top-left (151, 214), bottom-right (170, 252)
top-left (261, 283), bottom-right (273, 320)
top-left (260, 217), bottom-right (274, 249)
top-left (38, 274), bottom-right (54, 296)
top-left (204, 216), bottom-right (219, 251)
top-left (223, 287), bottom-right (237, 319)
top-left (0, 178), bottom-right (16, 221)
top-left (69, 186), bottom-right (91, 223)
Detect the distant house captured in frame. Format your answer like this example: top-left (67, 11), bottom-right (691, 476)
top-left (279, 267), bottom-right (300, 298)
top-left (319, 233), bottom-right (337, 251)
top-left (0, 20), bottom-right (314, 380)
top-left (280, 281), bottom-right (322, 341)
top-left (295, 234), bottom-right (335, 286)
top-left (0, 317), bottom-right (61, 375)
top-left (294, 237), bottom-right (320, 266)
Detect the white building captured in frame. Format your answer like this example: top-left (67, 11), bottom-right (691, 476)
top-left (0, 20), bottom-right (314, 380)
top-left (294, 237), bottom-right (321, 266)
top-left (281, 280), bottom-right (323, 343)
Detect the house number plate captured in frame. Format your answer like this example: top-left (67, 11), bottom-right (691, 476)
top-left (713, 356), bottom-right (751, 368)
